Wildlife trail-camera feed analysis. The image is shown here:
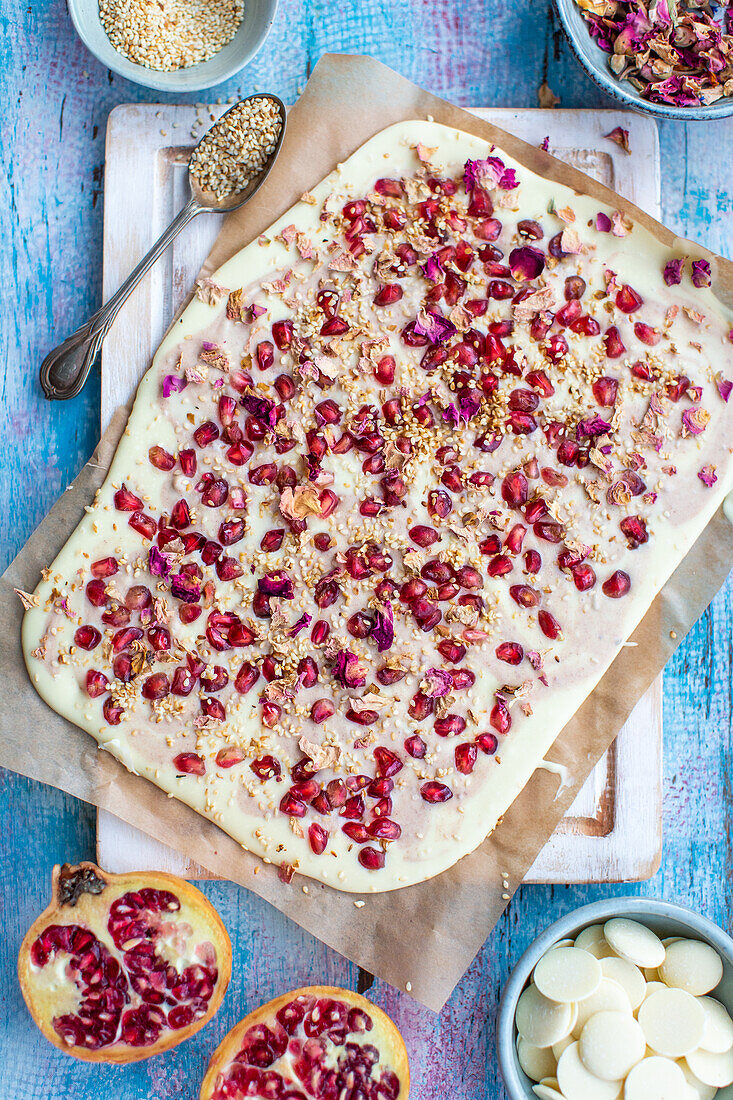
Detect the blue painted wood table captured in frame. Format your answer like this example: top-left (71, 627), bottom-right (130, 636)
top-left (2, 2), bottom-right (732, 1096)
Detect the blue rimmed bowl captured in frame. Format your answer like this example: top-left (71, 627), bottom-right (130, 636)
top-left (552, 0), bottom-right (733, 120)
top-left (67, 0), bottom-right (278, 93)
top-left (496, 896), bottom-right (733, 1099)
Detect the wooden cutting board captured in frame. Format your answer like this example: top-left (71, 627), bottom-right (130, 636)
top-left (97, 105), bottom-right (663, 884)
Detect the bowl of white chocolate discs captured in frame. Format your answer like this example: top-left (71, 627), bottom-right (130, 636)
top-left (497, 897), bottom-right (733, 1100)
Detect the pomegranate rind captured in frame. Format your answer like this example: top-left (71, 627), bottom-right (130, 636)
top-left (18, 861), bottom-right (231, 1063)
top-left (199, 985), bottom-right (410, 1099)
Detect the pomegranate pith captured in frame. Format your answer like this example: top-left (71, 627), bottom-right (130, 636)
top-left (198, 985), bottom-right (409, 1100)
top-left (18, 862), bottom-right (231, 1063)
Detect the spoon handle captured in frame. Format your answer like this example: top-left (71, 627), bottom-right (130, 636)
top-left (40, 195), bottom-right (202, 400)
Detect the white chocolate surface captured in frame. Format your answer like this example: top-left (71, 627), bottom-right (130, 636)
top-left (21, 120), bottom-right (733, 892)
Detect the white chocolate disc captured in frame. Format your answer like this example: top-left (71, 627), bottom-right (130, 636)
top-left (663, 937), bottom-right (684, 947)
top-left (553, 1034), bottom-right (574, 1060)
top-left (532, 1083), bottom-right (564, 1100)
top-left (678, 1058), bottom-right (717, 1100)
top-left (579, 1011), bottom-right (646, 1081)
top-left (638, 988), bottom-right (705, 1057)
top-left (600, 957), bottom-right (647, 1011)
top-left (516, 984), bottom-right (574, 1048)
top-left (534, 947), bottom-right (603, 1004)
top-left (659, 940), bottom-right (724, 997)
top-left (551, 938), bottom-right (577, 950)
top-left (641, 981), bottom-right (666, 1003)
top-left (698, 995), bottom-right (733, 1054)
top-left (623, 1056), bottom-right (688, 1100)
top-left (573, 978), bottom-right (632, 1037)
top-left (644, 967), bottom-right (660, 982)
top-left (603, 918), bottom-right (666, 969)
top-left (576, 924), bottom-right (616, 959)
top-left (518, 1038), bottom-right (557, 1083)
top-left (685, 1044), bottom-right (733, 1088)
top-left (556, 1041), bottom-right (622, 1100)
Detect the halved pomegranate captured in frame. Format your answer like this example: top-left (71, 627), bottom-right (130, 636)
top-left (18, 862), bottom-right (231, 1062)
top-left (199, 986), bottom-right (409, 1100)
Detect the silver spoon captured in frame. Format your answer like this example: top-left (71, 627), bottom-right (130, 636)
top-left (40, 93), bottom-right (286, 401)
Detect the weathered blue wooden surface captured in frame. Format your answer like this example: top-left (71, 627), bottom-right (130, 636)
top-left (1, 1), bottom-right (731, 1096)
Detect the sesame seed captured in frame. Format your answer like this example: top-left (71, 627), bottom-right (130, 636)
top-left (99, 0), bottom-right (244, 72)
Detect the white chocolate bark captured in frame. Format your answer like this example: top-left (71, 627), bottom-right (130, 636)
top-left (22, 121), bottom-right (733, 892)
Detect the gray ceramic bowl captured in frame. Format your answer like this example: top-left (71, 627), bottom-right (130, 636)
top-left (552, 0), bottom-right (733, 121)
top-left (497, 896), bottom-right (733, 1099)
top-left (67, 0), bottom-right (278, 92)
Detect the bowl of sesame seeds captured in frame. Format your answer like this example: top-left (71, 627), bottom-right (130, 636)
top-left (67, 0), bottom-right (279, 92)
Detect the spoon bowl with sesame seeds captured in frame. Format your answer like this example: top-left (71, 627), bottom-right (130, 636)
top-left (40, 94), bottom-right (286, 401)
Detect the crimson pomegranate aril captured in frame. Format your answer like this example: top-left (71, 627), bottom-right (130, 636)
top-left (142, 672), bottom-right (170, 701)
top-left (572, 563), bottom-right (597, 591)
top-left (85, 670), bottom-right (109, 698)
top-left (341, 794), bottom-right (365, 819)
top-left (171, 667), bottom-right (195, 696)
top-left (557, 439), bottom-right (580, 466)
top-left (616, 284), bottom-right (643, 313)
top-left (504, 523), bottom-right (526, 554)
top-left (170, 499), bottom-right (191, 529)
top-left (403, 735), bottom-right (426, 762)
top-left (451, 669), bottom-right (475, 690)
top-left (501, 470), bottom-right (528, 508)
top-left (178, 448), bottom-right (197, 476)
top-left (569, 314), bottom-right (601, 336)
top-left (523, 549), bottom-right (542, 574)
top-left (602, 570), bottom-right (631, 598)
top-left (148, 445), bottom-right (176, 471)
top-left (455, 743), bottom-right (478, 775)
top-left (534, 520), bottom-right (564, 543)
top-left (525, 369), bottom-right (555, 397)
top-left (101, 605), bottom-right (130, 628)
top-left (367, 819), bottom-right (401, 841)
top-left (261, 702), bottom-right (281, 728)
top-left (477, 732), bottom-right (498, 755)
top-left (103, 698), bottom-right (124, 725)
top-left (487, 554), bottom-right (513, 577)
top-left (545, 334), bottom-right (568, 363)
top-left (620, 515), bottom-right (648, 549)
top-left (173, 753), bottom-right (206, 776)
top-left (490, 698), bottom-right (512, 734)
top-left (193, 421), bottom-right (220, 448)
top-left (307, 823), bottom-right (329, 855)
top-left (408, 524), bottom-right (440, 548)
top-left (434, 714), bottom-right (466, 737)
top-left (279, 792), bottom-right (306, 817)
top-left (427, 489), bottom-right (452, 519)
top-left (479, 535), bottom-right (502, 556)
top-left (440, 465), bottom-right (463, 492)
top-left (249, 755), bottom-right (280, 781)
top-left (496, 641), bottom-right (523, 665)
top-left (509, 584), bottom-right (540, 608)
top-left (420, 781), bottom-right (453, 804)
top-left (113, 653), bottom-right (134, 682)
top-left (538, 609), bottom-right (562, 640)
top-left (114, 485), bottom-right (143, 511)
top-left (179, 604), bottom-right (202, 625)
top-left (592, 376), bottom-right (618, 406)
top-left (358, 847), bottom-right (385, 871)
top-left (129, 511), bottom-right (157, 540)
top-left (215, 748), bottom-right (245, 769)
top-left (85, 578), bottom-right (108, 606)
top-left (111, 626), bottom-right (143, 653)
top-left (408, 691), bottom-right (434, 721)
top-left (234, 662), bottom-right (258, 694)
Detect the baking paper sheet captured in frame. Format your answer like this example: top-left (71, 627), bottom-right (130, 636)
top-left (1, 54), bottom-right (732, 1011)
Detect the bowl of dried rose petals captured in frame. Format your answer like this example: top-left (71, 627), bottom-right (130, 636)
top-left (554, 0), bottom-right (733, 120)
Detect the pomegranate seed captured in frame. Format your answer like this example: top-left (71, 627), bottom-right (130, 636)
top-left (509, 584), bottom-right (540, 608)
top-left (250, 755), bottom-right (281, 779)
top-left (509, 388), bottom-right (540, 413)
top-left (441, 466), bottom-right (463, 493)
top-left (170, 499), bottom-right (191, 529)
top-left (538, 609), bottom-right (562, 639)
top-left (178, 448), bottom-right (197, 476)
top-left (358, 847), bottom-right (385, 871)
top-left (524, 549), bottom-right (542, 574)
top-left (173, 752), bottom-right (205, 776)
top-left (234, 661), bottom-right (258, 693)
top-left (602, 570), bottom-right (631, 598)
top-left (477, 732), bottom-right (498, 755)
top-left (479, 535), bottom-right (502, 557)
top-left (616, 284), bottom-right (643, 313)
top-left (456, 565), bottom-right (482, 590)
top-left (179, 604), bottom-right (202, 625)
top-left (111, 626), bottom-right (143, 652)
top-left (496, 641), bottom-right (523, 665)
top-left (455, 743), bottom-right (478, 775)
top-left (142, 673), bottom-right (170, 700)
top-left (193, 421), bottom-right (219, 447)
top-left (487, 554), bottom-right (513, 578)
top-left (564, 275), bottom-right (586, 299)
top-left (216, 747), bottom-right (245, 768)
top-left (85, 670), bottom-right (109, 698)
top-left (603, 326), bottom-right (626, 359)
top-left (408, 692), bottom-right (434, 721)
top-left (374, 355), bottom-right (396, 385)
top-left (129, 511), bottom-right (157, 540)
top-left (428, 490), bottom-right (452, 519)
top-left (408, 525), bottom-right (438, 548)
top-left (592, 376), bottom-right (618, 406)
top-left (311, 620), bottom-right (330, 644)
top-left (310, 699), bottom-right (335, 724)
top-left (420, 781), bottom-right (453, 804)
top-left (147, 626), bottom-right (171, 652)
top-left (620, 515), bottom-right (648, 549)
top-left (374, 284), bottom-right (403, 306)
top-left (114, 485), bottom-right (142, 511)
top-left (171, 667), bottom-right (195, 695)
top-left (280, 792), bottom-right (306, 817)
top-left (148, 445), bottom-right (175, 471)
top-left (202, 478), bottom-right (229, 507)
top-left (374, 746), bottom-right (403, 778)
top-left (545, 334), bottom-right (568, 363)
top-left (572, 564), bottom-right (597, 591)
top-left (490, 698), bottom-right (512, 734)
top-left (634, 322), bottom-right (661, 346)
top-left (85, 579), bottom-right (108, 606)
top-left (404, 735), bottom-right (427, 759)
top-left (103, 698), bottom-right (124, 725)
top-left (502, 470), bottom-right (528, 508)
top-left (90, 556), bottom-right (119, 579)
top-left (320, 316), bottom-right (349, 337)
top-left (261, 702), bottom-right (281, 728)
top-left (342, 822), bottom-right (369, 843)
top-left (504, 524), bottom-right (526, 554)
top-left (308, 822), bottom-right (329, 855)
top-left (367, 819), bottom-right (401, 841)
top-left (434, 714), bottom-right (466, 737)
top-left (248, 463), bottom-right (277, 486)
top-left (534, 520), bottom-right (564, 543)
top-left (436, 641), bottom-right (465, 664)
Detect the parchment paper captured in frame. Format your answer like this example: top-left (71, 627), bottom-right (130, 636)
top-left (2, 54), bottom-right (732, 1012)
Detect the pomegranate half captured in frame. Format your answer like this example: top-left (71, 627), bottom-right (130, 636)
top-left (18, 861), bottom-right (232, 1062)
top-left (199, 985), bottom-right (410, 1099)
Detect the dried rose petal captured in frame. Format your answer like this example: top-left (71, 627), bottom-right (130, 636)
top-left (691, 259), bottom-right (711, 288)
top-left (663, 258), bottom-right (684, 286)
top-left (604, 126), bottom-right (631, 154)
top-left (698, 464), bottom-right (718, 487)
top-left (162, 374), bottom-right (187, 398)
